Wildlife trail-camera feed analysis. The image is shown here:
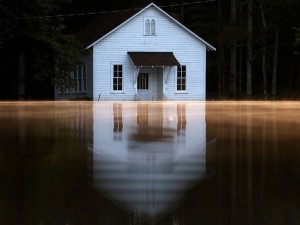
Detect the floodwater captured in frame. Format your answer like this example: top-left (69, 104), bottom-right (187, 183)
top-left (0, 101), bottom-right (300, 225)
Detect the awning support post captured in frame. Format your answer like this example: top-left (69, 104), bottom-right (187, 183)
top-left (164, 66), bottom-right (172, 84)
top-left (163, 66), bottom-right (171, 97)
top-left (134, 66), bottom-right (140, 95)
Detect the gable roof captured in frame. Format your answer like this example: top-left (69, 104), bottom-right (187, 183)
top-left (75, 9), bottom-right (139, 48)
top-left (76, 3), bottom-right (216, 51)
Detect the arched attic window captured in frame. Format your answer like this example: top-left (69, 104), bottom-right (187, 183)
top-left (150, 19), bottom-right (156, 35)
top-left (144, 17), bottom-right (156, 35)
top-left (145, 19), bottom-right (150, 35)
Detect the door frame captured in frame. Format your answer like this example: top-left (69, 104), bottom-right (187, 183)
top-left (137, 68), bottom-right (152, 100)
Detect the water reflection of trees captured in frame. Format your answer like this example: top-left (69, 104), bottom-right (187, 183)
top-left (198, 102), bottom-right (300, 225)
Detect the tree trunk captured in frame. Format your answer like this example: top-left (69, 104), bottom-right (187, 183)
top-left (180, 0), bottom-right (184, 23)
top-left (272, 26), bottom-right (279, 97)
top-left (260, 3), bottom-right (267, 98)
top-left (230, 0), bottom-right (237, 96)
top-left (247, 0), bottom-right (253, 96)
top-left (18, 52), bottom-right (26, 100)
top-left (239, 40), bottom-right (243, 96)
top-left (217, 0), bottom-right (223, 97)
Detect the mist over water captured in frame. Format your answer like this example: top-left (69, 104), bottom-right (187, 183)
top-left (0, 101), bottom-right (299, 225)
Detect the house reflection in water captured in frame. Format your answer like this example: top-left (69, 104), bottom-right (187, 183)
top-left (113, 103), bottom-right (123, 142)
top-left (89, 102), bottom-right (214, 224)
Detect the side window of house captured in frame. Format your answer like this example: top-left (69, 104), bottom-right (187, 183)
top-left (66, 64), bottom-right (87, 93)
top-left (144, 17), bottom-right (156, 35)
top-left (113, 65), bottom-right (123, 91)
top-left (177, 65), bottom-right (187, 91)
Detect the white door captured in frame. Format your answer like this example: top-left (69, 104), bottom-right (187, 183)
top-left (137, 71), bottom-right (152, 100)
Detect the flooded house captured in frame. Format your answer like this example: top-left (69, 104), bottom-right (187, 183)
top-left (55, 3), bottom-right (215, 101)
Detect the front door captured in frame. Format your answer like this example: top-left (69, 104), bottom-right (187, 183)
top-left (137, 71), bottom-right (152, 100)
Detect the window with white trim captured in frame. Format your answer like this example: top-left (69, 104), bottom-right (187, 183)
top-left (113, 64), bottom-right (123, 92)
top-left (144, 17), bottom-right (156, 35)
top-left (177, 65), bottom-right (186, 91)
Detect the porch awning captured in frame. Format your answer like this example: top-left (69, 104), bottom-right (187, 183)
top-left (127, 52), bottom-right (181, 67)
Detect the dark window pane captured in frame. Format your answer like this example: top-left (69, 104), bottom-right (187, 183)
top-left (118, 78), bottom-right (122, 84)
top-left (83, 80), bottom-right (86, 91)
top-left (137, 73), bottom-right (149, 90)
top-left (83, 65), bottom-right (86, 79)
top-left (78, 66), bottom-right (82, 78)
top-left (79, 80), bottom-right (82, 91)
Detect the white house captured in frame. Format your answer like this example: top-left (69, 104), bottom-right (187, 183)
top-left (55, 3), bottom-right (215, 101)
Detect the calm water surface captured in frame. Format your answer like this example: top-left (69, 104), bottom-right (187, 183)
top-left (0, 101), bottom-right (300, 225)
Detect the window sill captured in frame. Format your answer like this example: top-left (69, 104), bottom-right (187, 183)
top-left (111, 91), bottom-right (125, 94)
top-left (175, 91), bottom-right (189, 94)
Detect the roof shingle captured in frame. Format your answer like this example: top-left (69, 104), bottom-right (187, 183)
top-left (75, 9), bottom-right (139, 48)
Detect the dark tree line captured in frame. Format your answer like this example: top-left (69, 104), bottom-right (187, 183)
top-left (211, 0), bottom-right (300, 99)
top-left (0, 0), bottom-right (299, 100)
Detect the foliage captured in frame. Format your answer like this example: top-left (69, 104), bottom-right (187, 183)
top-left (0, 0), bottom-right (84, 98)
top-left (1, 0), bottom-right (300, 99)
top-left (294, 27), bottom-right (300, 55)
top-left (0, 1), bottom-right (13, 49)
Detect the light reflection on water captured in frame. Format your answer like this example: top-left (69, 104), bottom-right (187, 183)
top-left (0, 101), bottom-right (300, 225)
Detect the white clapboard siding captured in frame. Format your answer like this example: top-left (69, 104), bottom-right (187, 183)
top-left (93, 5), bottom-right (207, 101)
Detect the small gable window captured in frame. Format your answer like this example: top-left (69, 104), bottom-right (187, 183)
top-left (145, 19), bottom-right (150, 35)
top-left (144, 17), bottom-right (156, 35)
top-left (150, 19), bottom-right (156, 35)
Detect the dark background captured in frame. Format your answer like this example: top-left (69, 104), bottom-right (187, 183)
top-left (0, 0), bottom-right (299, 100)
